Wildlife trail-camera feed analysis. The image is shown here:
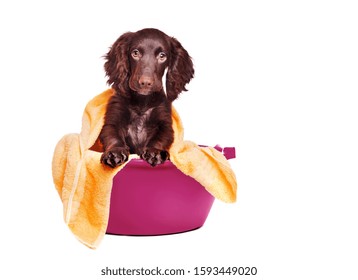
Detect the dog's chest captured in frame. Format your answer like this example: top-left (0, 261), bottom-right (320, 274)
top-left (127, 107), bottom-right (154, 145)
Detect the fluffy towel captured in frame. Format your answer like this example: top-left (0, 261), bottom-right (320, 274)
top-left (52, 89), bottom-right (237, 249)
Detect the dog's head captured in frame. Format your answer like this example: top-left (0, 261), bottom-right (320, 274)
top-left (104, 28), bottom-right (194, 101)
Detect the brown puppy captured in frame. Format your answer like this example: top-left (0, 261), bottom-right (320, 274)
top-left (99, 28), bottom-right (194, 167)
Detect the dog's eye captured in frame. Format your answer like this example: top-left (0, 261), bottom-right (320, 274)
top-left (158, 52), bottom-right (167, 63)
top-left (131, 49), bottom-right (141, 60)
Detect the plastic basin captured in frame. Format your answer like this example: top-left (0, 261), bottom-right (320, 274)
top-left (106, 146), bottom-right (235, 235)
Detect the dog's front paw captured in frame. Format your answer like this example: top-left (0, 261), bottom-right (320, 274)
top-left (101, 147), bottom-right (129, 168)
top-left (141, 148), bottom-right (169, 167)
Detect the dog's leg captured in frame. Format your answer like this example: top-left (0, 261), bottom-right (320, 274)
top-left (141, 148), bottom-right (169, 167)
top-left (99, 124), bottom-right (130, 168)
top-left (140, 118), bottom-right (173, 167)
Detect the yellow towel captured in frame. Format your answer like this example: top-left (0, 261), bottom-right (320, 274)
top-left (52, 89), bottom-right (237, 249)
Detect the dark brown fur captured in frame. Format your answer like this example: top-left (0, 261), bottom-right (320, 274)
top-left (99, 28), bottom-right (194, 167)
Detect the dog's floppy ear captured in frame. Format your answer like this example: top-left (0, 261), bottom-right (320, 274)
top-left (104, 32), bottom-right (133, 95)
top-left (166, 37), bottom-right (194, 102)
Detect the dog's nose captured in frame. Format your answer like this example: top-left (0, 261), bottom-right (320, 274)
top-left (139, 76), bottom-right (154, 88)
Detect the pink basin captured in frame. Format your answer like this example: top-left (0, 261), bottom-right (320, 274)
top-left (106, 146), bottom-right (235, 236)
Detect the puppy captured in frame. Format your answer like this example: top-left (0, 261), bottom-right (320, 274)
top-left (99, 28), bottom-right (194, 167)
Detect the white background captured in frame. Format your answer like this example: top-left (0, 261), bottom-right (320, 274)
top-left (1, 0), bottom-right (357, 279)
